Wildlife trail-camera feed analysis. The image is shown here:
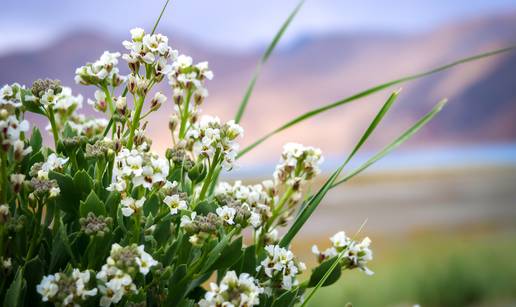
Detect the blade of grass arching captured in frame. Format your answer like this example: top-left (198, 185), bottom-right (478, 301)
top-left (234, 0), bottom-right (305, 124)
top-left (280, 98), bottom-right (446, 248)
top-left (331, 98), bottom-right (448, 188)
top-left (122, 0), bottom-right (172, 97)
top-left (237, 46), bottom-right (514, 158)
top-left (342, 89), bottom-right (400, 167)
top-left (279, 90), bottom-right (399, 247)
top-left (151, 0), bottom-right (171, 35)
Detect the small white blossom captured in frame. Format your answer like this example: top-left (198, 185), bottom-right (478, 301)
top-left (216, 206), bottom-right (236, 225)
top-left (164, 194), bottom-right (187, 215)
top-left (199, 271), bottom-right (263, 307)
top-left (120, 196), bottom-right (145, 217)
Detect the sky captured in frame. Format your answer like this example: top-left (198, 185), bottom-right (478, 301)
top-left (1, 0), bottom-right (516, 54)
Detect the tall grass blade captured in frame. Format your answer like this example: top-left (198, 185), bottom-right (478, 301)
top-left (151, 0), bottom-right (171, 35)
top-left (279, 90), bottom-right (400, 248)
top-left (234, 0), bottom-right (305, 123)
top-left (331, 99), bottom-right (448, 188)
top-left (237, 46), bottom-right (514, 158)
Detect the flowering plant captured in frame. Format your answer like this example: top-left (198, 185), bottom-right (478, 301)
top-left (0, 1), bottom-right (511, 306)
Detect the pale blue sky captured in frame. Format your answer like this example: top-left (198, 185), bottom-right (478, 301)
top-left (1, 0), bottom-right (515, 54)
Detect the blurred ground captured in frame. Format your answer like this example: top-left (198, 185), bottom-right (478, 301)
top-left (280, 165), bottom-right (516, 306)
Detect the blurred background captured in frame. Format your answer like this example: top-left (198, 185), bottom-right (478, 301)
top-left (1, 0), bottom-right (516, 305)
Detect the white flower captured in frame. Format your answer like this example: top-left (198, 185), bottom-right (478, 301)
top-left (136, 245), bottom-right (158, 275)
top-left (37, 275), bottom-right (58, 302)
top-left (330, 231), bottom-right (352, 248)
top-left (49, 186), bottom-right (60, 198)
top-left (164, 194), bottom-right (187, 215)
top-left (273, 143), bottom-right (323, 187)
top-left (180, 212), bottom-right (197, 227)
top-left (130, 27), bottom-right (145, 41)
top-left (216, 206), bottom-right (236, 225)
top-left (199, 271), bottom-right (263, 307)
top-left (120, 196), bottom-right (145, 217)
top-left (258, 245), bottom-right (304, 290)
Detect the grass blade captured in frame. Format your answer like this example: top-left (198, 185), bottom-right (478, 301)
top-left (234, 0), bottom-right (305, 123)
top-left (331, 99), bottom-right (448, 188)
top-left (151, 0), bottom-right (171, 35)
top-left (279, 90), bottom-right (399, 248)
top-left (237, 46), bottom-right (514, 158)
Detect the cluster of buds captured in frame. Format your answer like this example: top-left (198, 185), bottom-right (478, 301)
top-left (80, 212), bottom-right (113, 237)
top-left (185, 116), bottom-right (243, 171)
top-left (199, 271), bottom-right (263, 307)
top-left (96, 243), bottom-right (158, 306)
top-left (312, 231), bottom-right (374, 275)
top-left (180, 212), bottom-right (223, 246)
top-left (66, 116), bottom-right (109, 138)
top-left (257, 245), bottom-right (306, 290)
top-left (84, 138), bottom-right (115, 160)
top-left (75, 51), bottom-right (124, 87)
top-left (30, 79), bottom-right (63, 106)
top-left (29, 177), bottom-right (60, 199)
top-left (36, 269), bottom-right (98, 306)
top-left (273, 143), bottom-right (323, 190)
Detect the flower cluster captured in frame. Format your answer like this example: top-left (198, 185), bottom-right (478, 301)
top-left (31, 153), bottom-right (68, 180)
top-left (109, 147), bottom-right (170, 192)
top-left (312, 231), bottom-right (374, 275)
top-left (96, 244), bottom-right (158, 306)
top-left (186, 116), bottom-right (243, 170)
top-left (274, 142), bottom-right (323, 189)
top-left (215, 180), bottom-right (274, 228)
top-left (75, 51), bottom-right (124, 87)
top-left (168, 54), bottom-right (213, 107)
top-left (258, 245), bottom-right (306, 290)
top-left (199, 271), bottom-right (263, 307)
top-left (37, 269), bottom-right (97, 306)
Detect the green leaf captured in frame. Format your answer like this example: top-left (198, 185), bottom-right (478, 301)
top-left (200, 229), bottom-right (236, 273)
top-left (331, 99), bottom-right (448, 188)
top-left (209, 236), bottom-right (243, 270)
top-left (307, 257), bottom-right (342, 288)
top-left (143, 194), bottom-right (159, 216)
top-left (234, 0), bottom-right (305, 123)
top-left (29, 127), bottom-right (43, 153)
top-left (3, 267), bottom-right (26, 307)
top-left (166, 264), bottom-right (188, 306)
top-left (237, 46), bottom-right (514, 158)
top-left (233, 245), bottom-right (256, 275)
top-left (20, 89), bottom-right (44, 115)
top-left (80, 190), bottom-right (106, 218)
top-left (49, 170), bottom-right (79, 216)
top-left (194, 200), bottom-right (218, 215)
top-left (23, 256), bottom-right (44, 303)
top-left (73, 170), bottom-right (94, 200)
top-left (271, 288), bottom-right (299, 307)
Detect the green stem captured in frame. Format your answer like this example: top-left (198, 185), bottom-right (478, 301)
top-left (0, 150), bottom-right (7, 203)
top-left (102, 84), bottom-right (115, 114)
top-left (198, 149), bottom-right (221, 202)
top-left (178, 90), bottom-right (192, 139)
top-left (127, 95), bottom-right (145, 149)
top-left (47, 108), bottom-right (60, 150)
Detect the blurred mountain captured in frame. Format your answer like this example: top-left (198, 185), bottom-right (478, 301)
top-left (1, 12), bottom-right (515, 163)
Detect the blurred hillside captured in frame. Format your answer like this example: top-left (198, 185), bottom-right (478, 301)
top-left (0, 12), bottom-right (515, 163)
